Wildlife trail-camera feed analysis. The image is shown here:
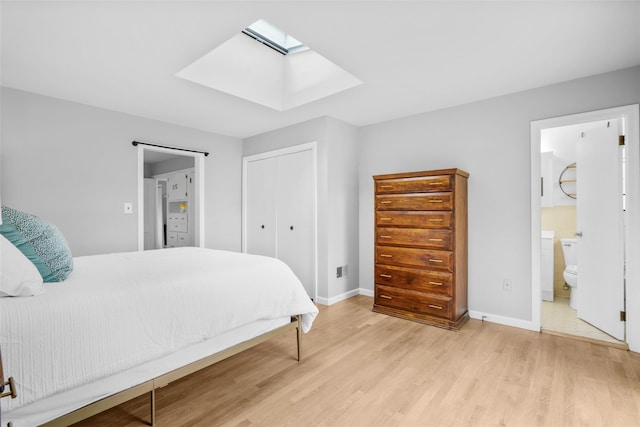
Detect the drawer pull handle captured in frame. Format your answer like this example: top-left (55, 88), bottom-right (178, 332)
top-left (430, 199), bottom-right (444, 203)
top-left (428, 182), bottom-right (444, 186)
top-left (429, 219), bottom-right (444, 222)
top-left (380, 254), bottom-right (393, 258)
top-left (429, 259), bottom-right (444, 263)
top-left (380, 295), bottom-right (392, 300)
top-left (379, 274), bottom-right (392, 278)
top-left (428, 238), bottom-right (444, 242)
top-left (380, 235), bottom-right (392, 239)
top-left (380, 201), bottom-right (392, 204)
top-left (380, 217), bottom-right (392, 221)
top-left (429, 281), bottom-right (443, 286)
top-left (380, 185), bottom-right (393, 189)
top-left (428, 304), bottom-right (444, 310)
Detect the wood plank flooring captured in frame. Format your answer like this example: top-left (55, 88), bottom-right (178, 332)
top-left (74, 295), bottom-right (640, 426)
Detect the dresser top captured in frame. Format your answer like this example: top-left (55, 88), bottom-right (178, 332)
top-left (373, 168), bottom-right (469, 180)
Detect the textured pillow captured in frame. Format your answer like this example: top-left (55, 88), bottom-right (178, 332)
top-left (0, 234), bottom-right (45, 297)
top-left (0, 206), bottom-right (74, 282)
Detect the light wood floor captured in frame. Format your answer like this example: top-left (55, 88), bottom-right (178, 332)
top-left (75, 295), bottom-right (640, 426)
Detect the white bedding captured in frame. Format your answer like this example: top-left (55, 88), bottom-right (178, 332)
top-left (0, 247), bottom-right (318, 416)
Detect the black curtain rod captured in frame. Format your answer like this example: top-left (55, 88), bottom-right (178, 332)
top-left (132, 141), bottom-right (210, 157)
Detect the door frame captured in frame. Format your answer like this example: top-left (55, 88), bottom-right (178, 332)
top-left (530, 104), bottom-right (640, 350)
top-left (137, 145), bottom-right (206, 250)
top-left (241, 142), bottom-right (318, 302)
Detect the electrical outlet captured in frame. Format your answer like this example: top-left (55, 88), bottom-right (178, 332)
top-left (503, 279), bottom-right (512, 291)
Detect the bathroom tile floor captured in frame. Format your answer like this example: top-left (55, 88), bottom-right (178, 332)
top-left (541, 297), bottom-right (624, 345)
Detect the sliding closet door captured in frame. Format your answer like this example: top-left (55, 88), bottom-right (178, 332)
top-left (246, 157), bottom-right (277, 257)
top-left (276, 149), bottom-right (315, 299)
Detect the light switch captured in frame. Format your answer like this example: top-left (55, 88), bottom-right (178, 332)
top-left (124, 202), bottom-right (133, 214)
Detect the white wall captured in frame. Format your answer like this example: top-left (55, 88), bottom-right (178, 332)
top-left (326, 118), bottom-right (360, 301)
top-left (0, 87), bottom-right (243, 256)
top-left (541, 120), bottom-right (611, 207)
top-left (358, 66), bottom-right (640, 324)
top-left (147, 155), bottom-right (195, 177)
top-left (243, 116), bottom-right (360, 304)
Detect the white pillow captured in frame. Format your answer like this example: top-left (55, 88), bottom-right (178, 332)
top-left (1, 234), bottom-right (45, 297)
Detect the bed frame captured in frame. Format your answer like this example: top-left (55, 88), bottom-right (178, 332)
top-left (1, 315), bottom-right (302, 427)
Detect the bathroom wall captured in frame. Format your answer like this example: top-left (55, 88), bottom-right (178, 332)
top-left (541, 206), bottom-right (576, 298)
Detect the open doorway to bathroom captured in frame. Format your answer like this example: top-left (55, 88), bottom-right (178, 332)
top-left (539, 120), bottom-right (625, 346)
top-left (531, 105), bottom-right (640, 350)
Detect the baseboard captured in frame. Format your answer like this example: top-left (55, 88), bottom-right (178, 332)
top-left (320, 292), bottom-right (538, 333)
top-left (319, 291), bottom-right (537, 332)
top-left (359, 288), bottom-right (374, 297)
top-left (316, 288), bottom-right (361, 306)
top-left (315, 288), bottom-right (374, 306)
top-left (469, 310), bottom-right (538, 332)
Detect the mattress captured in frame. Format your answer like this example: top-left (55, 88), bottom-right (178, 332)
top-left (0, 247), bottom-right (318, 422)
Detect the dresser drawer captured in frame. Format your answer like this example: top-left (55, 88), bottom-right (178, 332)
top-left (176, 232), bottom-right (189, 247)
top-left (376, 211), bottom-right (453, 229)
top-left (375, 284), bottom-right (452, 318)
top-left (377, 227), bottom-right (452, 250)
top-left (168, 213), bottom-right (188, 233)
top-left (167, 231), bottom-right (178, 247)
top-left (376, 175), bottom-right (452, 194)
top-left (375, 264), bottom-right (453, 296)
top-left (376, 193), bottom-right (452, 211)
top-left (376, 246), bottom-right (453, 271)
top-left (168, 221), bottom-right (188, 233)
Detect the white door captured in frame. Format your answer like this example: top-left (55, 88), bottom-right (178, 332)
top-left (576, 121), bottom-right (625, 340)
top-left (246, 157), bottom-right (277, 257)
top-left (187, 172), bottom-right (195, 246)
top-left (143, 178), bottom-right (156, 250)
top-left (155, 182), bottom-right (164, 249)
top-left (276, 150), bottom-right (315, 299)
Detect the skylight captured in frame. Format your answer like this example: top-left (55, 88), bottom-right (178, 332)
top-left (176, 18), bottom-right (362, 111)
top-left (242, 19), bottom-right (309, 55)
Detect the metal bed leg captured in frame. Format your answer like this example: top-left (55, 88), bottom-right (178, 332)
top-left (149, 388), bottom-right (156, 426)
top-left (296, 315), bottom-right (302, 362)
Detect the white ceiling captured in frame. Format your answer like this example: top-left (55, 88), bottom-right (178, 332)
top-left (2, 1), bottom-right (639, 139)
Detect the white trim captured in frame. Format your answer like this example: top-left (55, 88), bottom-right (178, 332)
top-left (530, 104), bottom-right (640, 352)
top-left (137, 145), bottom-right (206, 251)
top-left (316, 289), bottom-right (361, 306)
top-left (469, 311), bottom-right (538, 332)
top-left (150, 167), bottom-right (193, 180)
top-left (241, 142), bottom-right (318, 302)
top-left (137, 147), bottom-right (145, 251)
top-left (359, 288), bottom-right (374, 298)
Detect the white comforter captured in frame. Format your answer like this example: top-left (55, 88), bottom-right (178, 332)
top-left (0, 248), bottom-right (318, 412)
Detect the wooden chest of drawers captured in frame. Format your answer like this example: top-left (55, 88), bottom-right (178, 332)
top-left (373, 169), bottom-right (469, 330)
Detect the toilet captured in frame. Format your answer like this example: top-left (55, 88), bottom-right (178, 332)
top-left (560, 238), bottom-right (578, 309)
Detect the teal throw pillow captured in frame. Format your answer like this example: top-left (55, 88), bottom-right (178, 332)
top-left (0, 206), bottom-right (74, 282)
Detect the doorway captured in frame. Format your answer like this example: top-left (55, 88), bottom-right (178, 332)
top-left (136, 145), bottom-right (206, 250)
top-left (539, 120), bottom-right (624, 345)
top-left (530, 105), bottom-right (640, 349)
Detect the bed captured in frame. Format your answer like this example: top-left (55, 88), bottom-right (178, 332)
top-left (0, 246), bottom-right (318, 427)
